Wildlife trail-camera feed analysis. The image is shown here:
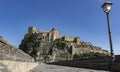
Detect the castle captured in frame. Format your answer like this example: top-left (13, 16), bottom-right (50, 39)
top-left (28, 26), bottom-right (80, 44)
top-left (19, 26), bottom-right (109, 62)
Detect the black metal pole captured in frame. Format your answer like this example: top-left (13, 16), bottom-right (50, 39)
top-left (106, 12), bottom-right (115, 72)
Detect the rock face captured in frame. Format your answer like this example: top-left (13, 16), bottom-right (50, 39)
top-left (19, 26), bottom-right (109, 62)
top-left (0, 37), bottom-right (34, 62)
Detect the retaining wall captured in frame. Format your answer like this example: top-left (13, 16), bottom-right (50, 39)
top-left (0, 60), bottom-right (38, 72)
top-left (0, 38), bottom-right (34, 62)
top-left (48, 55), bottom-right (120, 71)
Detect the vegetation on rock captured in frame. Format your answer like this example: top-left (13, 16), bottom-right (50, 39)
top-left (52, 39), bottom-right (68, 50)
top-left (19, 33), bottom-right (38, 58)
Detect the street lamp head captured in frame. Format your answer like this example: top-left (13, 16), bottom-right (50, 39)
top-left (102, 1), bottom-right (112, 13)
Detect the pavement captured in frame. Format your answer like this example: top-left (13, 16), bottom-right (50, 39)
top-left (30, 63), bottom-right (109, 72)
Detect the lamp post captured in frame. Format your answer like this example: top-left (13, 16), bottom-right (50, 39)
top-left (101, 1), bottom-right (115, 72)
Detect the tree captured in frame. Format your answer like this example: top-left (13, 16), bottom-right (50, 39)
top-left (19, 33), bottom-right (37, 57)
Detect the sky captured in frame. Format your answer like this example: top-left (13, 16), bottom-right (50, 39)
top-left (0, 0), bottom-right (119, 55)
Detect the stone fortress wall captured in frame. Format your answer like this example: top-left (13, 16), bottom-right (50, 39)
top-left (0, 37), bottom-right (34, 62)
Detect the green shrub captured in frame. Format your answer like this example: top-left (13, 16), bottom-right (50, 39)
top-left (19, 33), bottom-right (38, 58)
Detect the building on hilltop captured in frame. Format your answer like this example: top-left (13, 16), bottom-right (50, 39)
top-left (19, 26), bottom-right (109, 62)
top-left (28, 26), bottom-right (80, 43)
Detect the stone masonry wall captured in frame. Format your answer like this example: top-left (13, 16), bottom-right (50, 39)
top-left (48, 55), bottom-right (120, 71)
top-left (0, 37), bottom-right (34, 62)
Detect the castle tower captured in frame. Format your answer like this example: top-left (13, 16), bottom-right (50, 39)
top-left (50, 28), bottom-right (60, 41)
top-left (28, 26), bottom-right (37, 33)
top-left (74, 37), bottom-right (80, 44)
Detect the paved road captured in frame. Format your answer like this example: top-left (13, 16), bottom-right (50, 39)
top-left (30, 63), bottom-right (109, 72)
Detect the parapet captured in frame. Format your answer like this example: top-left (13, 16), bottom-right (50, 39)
top-left (0, 37), bottom-right (34, 62)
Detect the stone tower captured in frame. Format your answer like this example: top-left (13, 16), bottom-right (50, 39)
top-left (50, 27), bottom-right (60, 41)
top-left (28, 26), bottom-right (37, 33)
